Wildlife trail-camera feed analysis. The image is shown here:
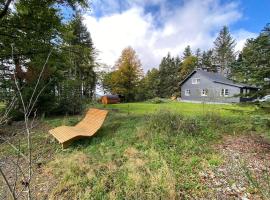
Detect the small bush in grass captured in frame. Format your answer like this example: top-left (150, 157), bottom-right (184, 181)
top-left (258, 102), bottom-right (270, 113)
top-left (144, 110), bottom-right (203, 136)
top-left (251, 115), bottom-right (270, 130)
top-left (147, 97), bottom-right (168, 104)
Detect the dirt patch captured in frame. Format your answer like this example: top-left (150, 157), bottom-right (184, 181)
top-left (0, 120), bottom-right (58, 200)
top-left (201, 134), bottom-right (270, 200)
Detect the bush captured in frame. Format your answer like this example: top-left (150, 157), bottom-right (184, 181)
top-left (251, 115), bottom-right (270, 129)
top-left (258, 102), bottom-right (270, 113)
top-left (144, 110), bottom-right (203, 136)
top-left (147, 97), bottom-right (169, 104)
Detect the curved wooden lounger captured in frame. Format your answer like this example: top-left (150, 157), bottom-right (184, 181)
top-left (49, 109), bottom-right (108, 148)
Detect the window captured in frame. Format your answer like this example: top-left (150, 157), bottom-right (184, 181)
top-left (221, 89), bottom-right (229, 97)
top-left (201, 89), bottom-right (208, 96)
top-left (192, 78), bottom-right (200, 84)
top-left (185, 89), bottom-right (191, 96)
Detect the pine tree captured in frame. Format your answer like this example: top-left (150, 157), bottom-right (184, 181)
top-left (136, 68), bottom-right (160, 101)
top-left (213, 26), bottom-right (236, 76)
top-left (201, 49), bottom-right (216, 72)
top-left (183, 45), bottom-right (192, 59)
top-left (195, 48), bottom-right (202, 68)
top-left (231, 23), bottom-right (270, 94)
top-left (158, 53), bottom-right (181, 97)
top-left (70, 12), bottom-right (96, 99)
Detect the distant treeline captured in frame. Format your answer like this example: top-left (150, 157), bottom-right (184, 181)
top-left (100, 25), bottom-right (270, 102)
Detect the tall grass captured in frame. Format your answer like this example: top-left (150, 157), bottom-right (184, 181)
top-left (47, 110), bottom-right (226, 199)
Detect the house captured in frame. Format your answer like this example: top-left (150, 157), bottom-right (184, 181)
top-left (179, 70), bottom-right (259, 103)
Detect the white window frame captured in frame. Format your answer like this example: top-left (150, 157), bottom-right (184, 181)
top-left (201, 89), bottom-right (208, 96)
top-left (220, 88), bottom-right (229, 97)
top-left (185, 89), bottom-right (191, 96)
top-left (192, 78), bottom-right (200, 84)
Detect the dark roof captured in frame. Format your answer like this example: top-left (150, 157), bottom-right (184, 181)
top-left (102, 95), bottom-right (120, 99)
top-left (179, 70), bottom-right (259, 89)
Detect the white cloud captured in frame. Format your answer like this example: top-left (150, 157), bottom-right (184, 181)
top-left (84, 0), bottom-right (257, 72)
top-left (233, 29), bottom-right (257, 52)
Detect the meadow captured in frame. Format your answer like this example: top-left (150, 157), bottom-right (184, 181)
top-left (1, 101), bottom-right (270, 199)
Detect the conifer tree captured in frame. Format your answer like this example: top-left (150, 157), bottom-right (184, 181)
top-left (183, 45), bottom-right (192, 59)
top-left (158, 53), bottom-right (181, 97)
top-left (201, 49), bottom-right (216, 72)
top-left (70, 12), bottom-right (96, 99)
top-left (213, 26), bottom-right (236, 76)
top-left (195, 48), bottom-right (202, 68)
top-left (231, 23), bottom-right (270, 94)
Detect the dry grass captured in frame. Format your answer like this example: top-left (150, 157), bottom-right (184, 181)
top-left (46, 147), bottom-right (177, 200)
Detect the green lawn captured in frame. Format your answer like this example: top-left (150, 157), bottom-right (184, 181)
top-left (1, 102), bottom-right (269, 199)
top-left (94, 101), bottom-right (256, 116)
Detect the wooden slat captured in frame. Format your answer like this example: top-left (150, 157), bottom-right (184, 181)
top-left (49, 109), bottom-right (108, 148)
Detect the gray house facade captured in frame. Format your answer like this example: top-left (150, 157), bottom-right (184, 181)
top-left (180, 70), bottom-right (258, 103)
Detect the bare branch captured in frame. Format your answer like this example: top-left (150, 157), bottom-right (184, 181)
top-left (0, 96), bottom-right (16, 125)
top-left (0, 136), bottom-right (27, 160)
top-left (12, 141), bottom-right (20, 194)
top-left (27, 79), bottom-right (52, 118)
top-left (0, 166), bottom-right (16, 200)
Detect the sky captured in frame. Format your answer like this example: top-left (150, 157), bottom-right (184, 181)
top-left (81, 0), bottom-right (270, 72)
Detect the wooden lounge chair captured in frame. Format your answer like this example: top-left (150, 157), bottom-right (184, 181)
top-left (49, 108), bottom-right (108, 148)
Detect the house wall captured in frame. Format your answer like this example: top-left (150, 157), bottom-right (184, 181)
top-left (180, 71), bottom-right (241, 103)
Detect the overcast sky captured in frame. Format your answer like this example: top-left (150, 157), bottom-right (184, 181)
top-left (82, 0), bottom-right (269, 72)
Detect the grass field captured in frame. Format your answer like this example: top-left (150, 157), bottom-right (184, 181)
top-left (43, 102), bottom-right (269, 199)
top-left (1, 101), bottom-right (270, 199)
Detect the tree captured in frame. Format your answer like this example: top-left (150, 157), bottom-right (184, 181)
top-left (158, 53), bottom-right (181, 97)
top-left (183, 45), bottom-right (192, 59)
top-left (0, 0), bottom-right (95, 116)
top-left (195, 48), bottom-right (202, 68)
top-left (110, 47), bottom-right (143, 101)
top-left (139, 68), bottom-right (160, 100)
top-left (179, 56), bottom-right (198, 81)
top-left (231, 23), bottom-right (270, 94)
top-left (63, 12), bottom-right (96, 98)
top-left (213, 26), bottom-right (236, 76)
top-left (201, 49), bottom-right (216, 72)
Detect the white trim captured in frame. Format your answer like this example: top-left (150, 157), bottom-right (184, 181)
top-left (192, 78), bottom-right (200, 84)
top-left (185, 89), bottom-right (191, 96)
top-left (220, 88), bottom-right (229, 97)
top-left (201, 89), bottom-right (208, 96)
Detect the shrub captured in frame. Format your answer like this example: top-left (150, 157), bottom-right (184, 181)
top-left (251, 115), bottom-right (270, 129)
top-left (146, 97), bottom-right (173, 104)
top-left (144, 110), bottom-right (203, 136)
top-left (258, 102), bottom-right (270, 113)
